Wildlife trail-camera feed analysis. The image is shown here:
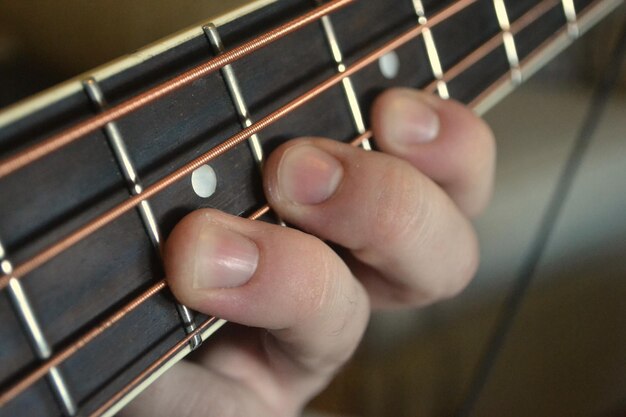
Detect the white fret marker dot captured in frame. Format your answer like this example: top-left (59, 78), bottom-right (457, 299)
top-left (379, 51), bottom-right (400, 79)
top-left (191, 165), bottom-right (217, 198)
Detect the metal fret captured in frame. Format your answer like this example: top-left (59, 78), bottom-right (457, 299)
top-left (82, 78), bottom-right (202, 350)
top-left (204, 24), bottom-right (289, 227)
top-left (493, 0), bottom-right (523, 85)
top-left (411, 0), bottom-right (450, 99)
top-left (203, 24), bottom-right (265, 164)
top-left (0, 241), bottom-right (76, 416)
top-left (317, 9), bottom-right (373, 151)
top-left (562, 0), bottom-right (580, 38)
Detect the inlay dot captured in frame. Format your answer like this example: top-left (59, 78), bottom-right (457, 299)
top-left (379, 51), bottom-right (400, 79)
top-left (191, 165), bottom-right (217, 198)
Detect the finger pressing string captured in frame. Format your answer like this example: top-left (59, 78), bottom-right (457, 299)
top-left (0, 0), bottom-right (477, 289)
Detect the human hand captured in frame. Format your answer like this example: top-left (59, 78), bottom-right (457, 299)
top-left (122, 88), bottom-right (495, 417)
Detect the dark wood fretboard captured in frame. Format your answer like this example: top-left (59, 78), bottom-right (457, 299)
top-left (0, 0), bottom-right (621, 415)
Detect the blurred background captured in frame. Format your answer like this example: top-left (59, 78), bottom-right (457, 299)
top-left (1, 1), bottom-right (625, 416)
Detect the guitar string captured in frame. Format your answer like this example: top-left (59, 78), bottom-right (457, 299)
top-left (468, 0), bottom-right (584, 111)
top-left (94, 4), bottom-right (608, 411)
top-left (423, 0), bottom-right (560, 93)
top-left (90, 2), bottom-right (611, 411)
top-left (0, 0), bottom-right (557, 295)
top-left (78, 2), bottom-right (620, 415)
top-left (0, 131), bottom-right (370, 408)
top-left (0, 0), bottom-right (586, 402)
top-left (0, 2), bottom-right (561, 403)
top-left (0, 0), bottom-right (477, 291)
top-left (0, 0), bottom-right (355, 180)
top-left (88, 8), bottom-right (577, 409)
top-left (0, 0), bottom-right (515, 180)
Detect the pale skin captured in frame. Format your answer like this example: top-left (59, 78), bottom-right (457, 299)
top-left (122, 88), bottom-right (496, 417)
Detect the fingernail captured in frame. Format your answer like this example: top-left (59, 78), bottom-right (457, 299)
top-left (192, 223), bottom-right (259, 289)
top-left (277, 144), bottom-right (343, 205)
top-left (383, 91), bottom-right (440, 145)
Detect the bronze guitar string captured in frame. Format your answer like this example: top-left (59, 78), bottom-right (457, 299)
top-left (0, 0), bottom-right (553, 291)
top-left (89, 6), bottom-right (580, 409)
top-left (90, 2), bottom-right (613, 412)
top-left (0, 0), bottom-right (587, 406)
top-left (0, 132), bottom-right (374, 408)
top-left (0, 205), bottom-right (270, 408)
top-left (424, 0), bottom-right (561, 93)
top-left (469, 0), bottom-right (573, 109)
top-left (81, 2), bottom-right (622, 416)
top-left (0, 0), bottom-right (477, 291)
top-left (87, 4), bottom-right (585, 407)
top-left (0, 0), bottom-right (355, 180)
top-left (0, 0), bottom-right (559, 290)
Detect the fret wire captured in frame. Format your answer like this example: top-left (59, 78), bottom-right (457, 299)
top-left (0, 126), bottom-right (371, 409)
top-left (0, 0), bottom-right (480, 292)
top-left (1, 0), bottom-right (580, 294)
top-left (15, 1), bottom-right (626, 414)
top-left (0, 129), bottom-right (380, 410)
top-left (91, 3), bottom-right (608, 403)
top-left (423, 0), bottom-right (562, 94)
top-left (412, 0), bottom-right (451, 99)
top-left (0, 0), bottom-right (356, 181)
top-left (561, 0), bottom-right (580, 37)
top-left (0, 201), bottom-right (272, 408)
top-left (470, 0), bottom-right (584, 112)
top-left (423, 30), bottom-right (502, 96)
top-left (493, 0), bottom-right (523, 85)
top-left (317, 3), bottom-right (373, 151)
top-left (98, 318), bottom-right (228, 417)
top-left (82, 78), bottom-right (202, 350)
top-left (0, 0), bottom-right (609, 400)
top-left (203, 24), bottom-right (264, 165)
top-left (3, 0), bottom-right (585, 296)
top-left (0, 1), bottom-right (615, 413)
top-left (0, 241), bottom-right (77, 416)
top-left (204, 23), bottom-right (287, 227)
top-left (0, 280), bottom-right (167, 408)
top-left (89, 316), bottom-right (224, 417)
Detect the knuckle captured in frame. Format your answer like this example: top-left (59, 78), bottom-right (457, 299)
top-left (473, 119), bottom-right (497, 182)
top-left (278, 232), bottom-right (368, 371)
top-left (402, 222), bottom-right (479, 306)
top-left (438, 229), bottom-right (480, 301)
top-left (290, 234), bottom-right (343, 321)
top-left (455, 120), bottom-right (496, 218)
top-left (369, 160), bottom-right (429, 249)
top-left (459, 116), bottom-right (495, 175)
top-left (472, 115), bottom-right (496, 152)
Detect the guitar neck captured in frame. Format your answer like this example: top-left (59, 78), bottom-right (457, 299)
top-left (0, 0), bottom-right (621, 416)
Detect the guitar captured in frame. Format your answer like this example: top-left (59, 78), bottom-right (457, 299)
top-left (0, 0), bottom-right (622, 415)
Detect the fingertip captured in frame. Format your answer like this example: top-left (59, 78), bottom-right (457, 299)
top-left (163, 208), bottom-right (354, 332)
top-left (435, 100), bottom-right (496, 216)
top-left (372, 88), bottom-right (496, 218)
top-left (164, 210), bottom-right (260, 311)
top-left (263, 138), bottom-right (351, 213)
top-left (372, 88), bottom-right (442, 151)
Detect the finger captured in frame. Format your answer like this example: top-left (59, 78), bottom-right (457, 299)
top-left (263, 139), bottom-right (479, 308)
top-left (121, 360), bottom-right (274, 417)
top-left (154, 209), bottom-right (368, 416)
top-left (371, 88), bottom-right (496, 217)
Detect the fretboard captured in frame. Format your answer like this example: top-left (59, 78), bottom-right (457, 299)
top-left (0, 0), bottom-right (621, 415)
